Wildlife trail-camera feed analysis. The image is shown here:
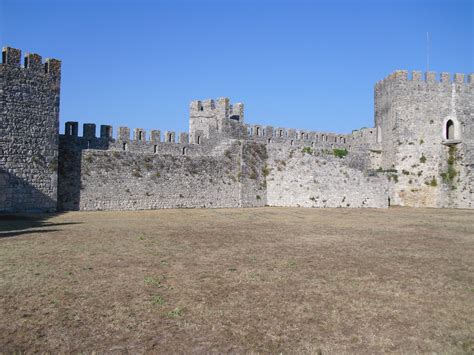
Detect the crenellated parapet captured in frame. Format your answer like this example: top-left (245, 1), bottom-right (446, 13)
top-left (59, 122), bottom-right (208, 157)
top-left (1, 46), bottom-right (61, 79)
top-left (190, 97), bottom-right (245, 122)
top-left (375, 70), bottom-right (474, 92)
top-left (244, 123), bottom-right (356, 150)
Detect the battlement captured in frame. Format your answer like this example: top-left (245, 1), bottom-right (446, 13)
top-left (244, 123), bottom-right (356, 149)
top-left (61, 122), bottom-right (193, 145)
top-left (1, 46), bottom-right (61, 77)
top-left (190, 97), bottom-right (244, 122)
top-left (376, 70), bottom-right (474, 88)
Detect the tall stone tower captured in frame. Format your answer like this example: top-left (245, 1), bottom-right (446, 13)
top-left (0, 47), bottom-right (61, 212)
top-left (375, 70), bottom-right (473, 208)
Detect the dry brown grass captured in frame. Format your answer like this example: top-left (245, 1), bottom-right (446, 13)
top-left (0, 207), bottom-right (473, 353)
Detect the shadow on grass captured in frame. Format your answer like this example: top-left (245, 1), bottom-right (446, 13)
top-left (0, 214), bottom-right (80, 239)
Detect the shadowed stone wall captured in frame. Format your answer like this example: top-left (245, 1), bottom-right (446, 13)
top-left (0, 47), bottom-right (61, 212)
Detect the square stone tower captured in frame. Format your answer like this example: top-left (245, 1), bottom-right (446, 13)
top-left (0, 47), bottom-right (61, 212)
top-left (375, 70), bottom-right (473, 208)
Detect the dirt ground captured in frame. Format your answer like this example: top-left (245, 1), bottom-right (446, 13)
top-left (0, 207), bottom-right (473, 353)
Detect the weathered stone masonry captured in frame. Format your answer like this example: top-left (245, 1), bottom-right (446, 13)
top-left (0, 46), bottom-right (472, 212)
top-left (0, 47), bottom-right (60, 212)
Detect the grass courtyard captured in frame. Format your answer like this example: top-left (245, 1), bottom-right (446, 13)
top-left (0, 207), bottom-right (473, 353)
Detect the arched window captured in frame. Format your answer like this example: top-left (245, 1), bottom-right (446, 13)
top-left (446, 120), bottom-right (455, 140)
top-left (197, 135), bottom-right (201, 144)
top-left (182, 147), bottom-right (187, 155)
top-left (267, 138), bottom-right (271, 144)
top-left (256, 127), bottom-right (260, 136)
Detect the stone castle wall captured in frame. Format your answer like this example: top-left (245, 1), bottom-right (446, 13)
top-left (57, 125), bottom-right (269, 210)
top-left (0, 47), bottom-right (61, 212)
top-left (266, 145), bottom-right (389, 208)
top-left (1, 46), bottom-right (472, 212)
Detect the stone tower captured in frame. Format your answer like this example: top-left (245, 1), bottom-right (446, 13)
top-left (0, 47), bottom-right (61, 212)
top-left (374, 70), bottom-right (474, 208)
top-left (189, 97), bottom-right (246, 143)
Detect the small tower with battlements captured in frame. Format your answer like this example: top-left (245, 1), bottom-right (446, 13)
top-left (189, 97), bottom-right (246, 143)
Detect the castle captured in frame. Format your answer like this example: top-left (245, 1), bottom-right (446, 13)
top-left (1, 46), bottom-right (473, 212)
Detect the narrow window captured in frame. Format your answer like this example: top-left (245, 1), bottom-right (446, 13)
top-left (197, 136), bottom-right (201, 144)
top-left (24, 56), bottom-right (29, 68)
top-left (446, 120), bottom-right (454, 140)
top-left (182, 147), bottom-right (187, 155)
top-left (200, 106), bottom-right (204, 111)
top-left (267, 138), bottom-right (271, 144)
top-left (44, 61), bottom-right (49, 73)
top-left (87, 140), bottom-right (90, 149)
top-left (167, 133), bottom-right (172, 142)
top-left (1, 50), bottom-right (6, 64)
top-left (123, 142), bottom-right (127, 151)
top-left (290, 140), bottom-right (294, 146)
top-left (154, 145), bottom-right (157, 153)
top-left (139, 131), bottom-right (143, 141)
top-left (279, 130), bottom-right (283, 137)
top-left (256, 127), bottom-right (260, 136)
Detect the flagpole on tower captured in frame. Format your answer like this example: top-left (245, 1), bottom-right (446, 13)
top-left (426, 32), bottom-right (430, 73)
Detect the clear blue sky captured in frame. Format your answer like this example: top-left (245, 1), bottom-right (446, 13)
top-left (1, 0), bottom-right (472, 135)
